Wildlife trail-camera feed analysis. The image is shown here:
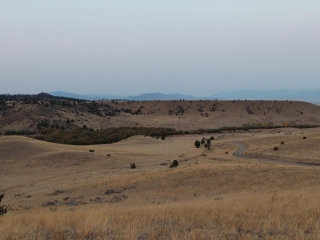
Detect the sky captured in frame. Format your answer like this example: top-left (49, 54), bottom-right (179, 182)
top-left (1, 1), bottom-right (320, 96)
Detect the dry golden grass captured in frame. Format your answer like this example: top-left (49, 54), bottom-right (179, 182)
top-left (243, 127), bottom-right (320, 164)
top-left (2, 128), bottom-right (320, 239)
top-left (2, 189), bottom-right (320, 239)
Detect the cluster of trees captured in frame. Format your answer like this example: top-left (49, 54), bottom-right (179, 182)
top-left (0, 93), bottom-right (83, 102)
top-left (242, 122), bottom-right (275, 129)
top-left (36, 119), bottom-right (67, 134)
top-left (4, 129), bottom-right (33, 135)
top-left (33, 127), bottom-right (180, 145)
top-left (121, 107), bottom-right (142, 115)
top-left (195, 136), bottom-right (214, 149)
top-left (241, 122), bottom-right (318, 130)
top-left (282, 121), bottom-right (296, 127)
top-left (37, 120), bottom-right (50, 129)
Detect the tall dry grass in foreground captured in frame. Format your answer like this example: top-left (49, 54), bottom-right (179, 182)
top-left (1, 188), bottom-right (320, 240)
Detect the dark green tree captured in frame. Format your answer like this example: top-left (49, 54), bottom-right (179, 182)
top-left (195, 140), bottom-right (201, 148)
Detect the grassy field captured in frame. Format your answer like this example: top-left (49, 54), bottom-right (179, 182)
top-left (2, 189), bottom-right (320, 239)
top-left (242, 128), bottom-right (320, 165)
top-left (1, 128), bottom-right (320, 239)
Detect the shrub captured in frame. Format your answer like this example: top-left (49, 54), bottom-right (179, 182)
top-left (274, 146), bottom-right (279, 151)
top-left (0, 193), bottom-right (9, 216)
top-left (194, 140), bottom-right (201, 148)
top-left (210, 136), bottom-right (214, 140)
top-left (105, 189), bottom-right (115, 195)
top-left (206, 139), bottom-right (211, 150)
top-left (169, 160), bottom-right (178, 168)
top-left (161, 135), bottom-right (166, 140)
top-left (303, 136), bottom-right (307, 140)
top-left (130, 163), bottom-right (136, 169)
top-left (89, 149), bottom-right (94, 152)
top-left (281, 141), bottom-right (284, 144)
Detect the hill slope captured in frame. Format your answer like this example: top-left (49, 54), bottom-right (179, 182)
top-left (1, 99), bottom-right (320, 134)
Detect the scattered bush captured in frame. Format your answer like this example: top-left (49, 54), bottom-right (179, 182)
top-left (274, 146), bottom-right (279, 151)
top-left (0, 193), bottom-right (9, 216)
top-left (281, 141), bottom-right (285, 144)
top-left (130, 163), bottom-right (136, 169)
top-left (194, 140), bottom-right (201, 148)
top-left (206, 139), bottom-right (211, 150)
top-left (169, 160), bottom-right (178, 168)
top-left (89, 149), bottom-right (94, 152)
top-left (105, 189), bottom-right (115, 195)
top-left (303, 136), bottom-right (307, 140)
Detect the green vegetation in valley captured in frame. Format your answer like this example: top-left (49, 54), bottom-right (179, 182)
top-left (32, 127), bottom-right (180, 145)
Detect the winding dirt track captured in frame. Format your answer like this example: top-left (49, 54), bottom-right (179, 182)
top-left (233, 140), bottom-right (319, 167)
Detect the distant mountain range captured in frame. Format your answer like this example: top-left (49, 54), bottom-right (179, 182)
top-left (49, 91), bottom-right (204, 101)
top-left (212, 89), bottom-right (320, 102)
top-left (126, 92), bottom-right (201, 101)
top-left (49, 89), bottom-right (320, 103)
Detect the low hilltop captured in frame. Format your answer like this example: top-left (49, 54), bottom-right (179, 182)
top-left (1, 99), bottom-right (320, 134)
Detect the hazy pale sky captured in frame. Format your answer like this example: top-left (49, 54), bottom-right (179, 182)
top-left (1, 1), bottom-right (319, 96)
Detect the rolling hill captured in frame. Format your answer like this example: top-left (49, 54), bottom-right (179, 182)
top-left (1, 98), bottom-right (320, 135)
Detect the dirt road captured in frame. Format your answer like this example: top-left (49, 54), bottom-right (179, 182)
top-left (233, 140), bottom-right (319, 167)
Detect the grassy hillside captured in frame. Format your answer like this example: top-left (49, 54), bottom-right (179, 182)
top-left (2, 128), bottom-right (320, 238)
top-left (1, 99), bottom-right (320, 136)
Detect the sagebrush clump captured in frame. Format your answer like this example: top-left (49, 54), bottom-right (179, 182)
top-left (0, 193), bottom-right (9, 216)
top-left (169, 160), bottom-right (178, 168)
top-left (130, 163), bottom-right (136, 169)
